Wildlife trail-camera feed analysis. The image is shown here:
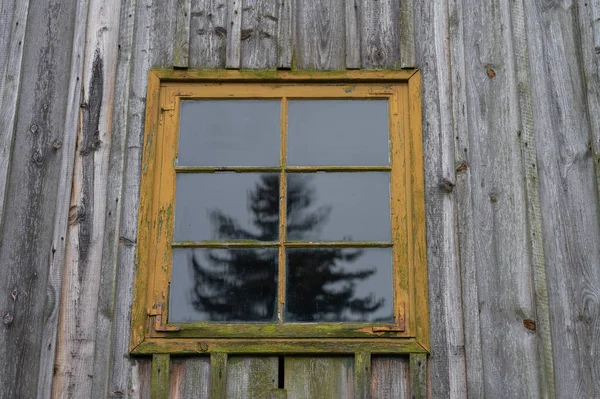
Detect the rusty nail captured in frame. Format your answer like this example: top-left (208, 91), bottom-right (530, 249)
top-left (523, 319), bottom-right (536, 331)
top-left (486, 68), bottom-right (496, 78)
top-left (3, 313), bottom-right (14, 325)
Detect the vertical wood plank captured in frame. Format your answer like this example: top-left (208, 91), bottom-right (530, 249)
top-left (359, 0), bottom-right (401, 69)
top-left (0, 0), bottom-right (29, 237)
top-left (285, 357), bottom-right (354, 399)
top-left (189, 0), bottom-right (228, 68)
top-left (398, 0), bottom-right (415, 67)
top-left (37, 0), bottom-right (89, 397)
top-left (522, 0), bottom-right (600, 396)
top-left (240, 0), bottom-right (279, 69)
top-left (51, 0), bottom-right (123, 397)
top-left (412, 0), bottom-right (468, 397)
top-left (409, 354), bottom-right (427, 399)
top-left (150, 0), bottom-right (178, 67)
top-left (151, 354), bottom-right (170, 399)
top-left (345, 0), bottom-right (360, 69)
top-left (174, 0), bottom-right (192, 68)
top-left (226, 0), bottom-right (242, 68)
top-left (226, 356), bottom-right (279, 398)
top-left (294, 0), bottom-right (345, 69)
top-left (370, 356), bottom-right (409, 399)
top-left (170, 357), bottom-right (210, 399)
top-left (210, 352), bottom-right (228, 399)
top-left (509, 0), bottom-right (555, 397)
top-left (0, 0), bottom-right (80, 397)
top-left (354, 352), bottom-right (371, 399)
top-left (276, 0), bottom-right (293, 68)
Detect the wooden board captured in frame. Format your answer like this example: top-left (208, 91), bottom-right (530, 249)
top-left (370, 356), bottom-right (410, 399)
top-left (294, 0), bottom-right (345, 69)
top-left (170, 357), bottom-right (210, 398)
top-left (227, 356), bottom-right (279, 398)
top-left (189, 0), bottom-right (228, 68)
top-left (240, 0), bottom-right (279, 69)
top-left (284, 357), bottom-right (354, 399)
top-left (359, 0), bottom-right (401, 69)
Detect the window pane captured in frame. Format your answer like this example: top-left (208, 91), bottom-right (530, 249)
top-left (169, 248), bottom-right (278, 322)
top-left (178, 100), bottom-right (280, 166)
top-left (285, 248), bottom-right (394, 322)
top-left (287, 100), bottom-right (389, 166)
top-left (174, 173), bottom-right (279, 241)
top-left (286, 173), bottom-right (390, 242)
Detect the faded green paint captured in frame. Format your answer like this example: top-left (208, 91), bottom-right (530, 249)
top-left (151, 354), bottom-right (170, 399)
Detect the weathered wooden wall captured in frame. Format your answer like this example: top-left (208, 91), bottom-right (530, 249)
top-left (0, 0), bottom-right (599, 397)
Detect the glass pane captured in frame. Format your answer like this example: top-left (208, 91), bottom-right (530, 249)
top-left (169, 248), bottom-right (278, 322)
top-left (286, 173), bottom-right (390, 242)
top-left (178, 100), bottom-right (280, 166)
top-left (285, 248), bottom-right (394, 322)
top-left (174, 173), bottom-right (279, 241)
top-left (287, 100), bottom-right (389, 166)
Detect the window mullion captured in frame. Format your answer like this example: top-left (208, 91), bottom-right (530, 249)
top-left (277, 97), bottom-right (288, 324)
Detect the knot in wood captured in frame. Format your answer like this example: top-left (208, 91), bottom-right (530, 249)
top-left (523, 319), bottom-right (536, 331)
top-left (53, 140), bottom-right (62, 149)
top-left (440, 179), bottom-right (455, 193)
top-left (31, 150), bottom-right (45, 165)
top-left (30, 123), bottom-right (38, 133)
top-left (3, 313), bottom-right (14, 325)
top-left (486, 67), bottom-right (496, 78)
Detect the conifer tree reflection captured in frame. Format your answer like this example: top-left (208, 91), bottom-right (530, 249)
top-left (189, 174), bottom-right (384, 321)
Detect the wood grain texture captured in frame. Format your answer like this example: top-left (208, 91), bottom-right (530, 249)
top-left (226, 356), bottom-right (279, 398)
top-left (370, 356), bottom-right (409, 399)
top-left (174, 0), bottom-right (192, 68)
top-left (170, 357), bottom-right (210, 398)
top-left (412, 0), bottom-right (468, 397)
top-left (294, 0), bottom-right (345, 69)
top-left (398, 0), bottom-right (415, 68)
top-left (276, 0), bottom-right (292, 68)
top-left (189, 0), bottom-right (228, 68)
top-left (52, 1), bottom-right (122, 397)
top-left (409, 353), bottom-right (427, 399)
top-left (284, 357), bottom-right (354, 399)
top-left (345, 0), bottom-right (360, 68)
top-left (354, 352), bottom-right (371, 399)
top-left (0, 0), bottom-right (79, 398)
top-left (152, 354), bottom-right (171, 399)
top-left (37, 0), bottom-right (89, 397)
top-left (240, 0), bottom-right (279, 69)
top-left (523, 0), bottom-right (600, 396)
top-left (226, 0), bottom-right (242, 67)
top-left (0, 0), bottom-right (29, 238)
top-left (460, 0), bottom-right (542, 396)
top-left (210, 352), bottom-right (228, 399)
top-left (359, 0), bottom-right (401, 69)
top-left (89, 0), bottom-right (138, 396)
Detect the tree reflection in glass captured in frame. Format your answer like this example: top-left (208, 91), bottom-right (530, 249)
top-left (176, 173), bottom-right (393, 323)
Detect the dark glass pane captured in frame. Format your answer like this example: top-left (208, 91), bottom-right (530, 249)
top-left (169, 248), bottom-right (278, 322)
top-left (285, 248), bottom-right (394, 322)
top-left (174, 173), bottom-right (279, 241)
top-left (178, 100), bottom-right (280, 166)
top-left (287, 100), bottom-right (389, 166)
top-left (286, 173), bottom-right (390, 242)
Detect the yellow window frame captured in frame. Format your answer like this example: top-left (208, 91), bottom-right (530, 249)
top-left (130, 69), bottom-right (429, 355)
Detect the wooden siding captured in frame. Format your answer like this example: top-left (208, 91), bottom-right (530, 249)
top-left (0, 0), bottom-right (598, 398)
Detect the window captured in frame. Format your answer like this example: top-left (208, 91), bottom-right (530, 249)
top-left (130, 70), bottom-right (429, 355)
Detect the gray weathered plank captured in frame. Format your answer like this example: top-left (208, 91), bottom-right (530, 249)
top-left (345, 0), bottom-right (360, 69)
top-left (174, 0), bottom-right (192, 68)
top-left (51, 1), bottom-right (123, 397)
top-left (89, 0), bottom-right (138, 396)
top-left (284, 357), bottom-right (354, 399)
top-left (36, 0), bottom-right (89, 397)
top-left (226, 356), bottom-right (279, 398)
top-left (459, 0), bottom-right (542, 396)
top-left (510, 0), bottom-right (555, 396)
top-left (0, 0), bottom-right (79, 397)
top-left (412, 0), bottom-right (468, 397)
top-left (370, 356), bottom-right (409, 399)
top-left (240, 0), bottom-right (279, 69)
top-left (170, 357), bottom-right (210, 398)
top-left (0, 0), bottom-right (29, 242)
top-left (523, 0), bottom-right (600, 396)
top-left (359, 0), bottom-right (401, 69)
top-left (276, 0), bottom-right (292, 68)
top-left (135, 359), bottom-right (153, 399)
top-left (226, 0), bottom-right (242, 68)
top-left (294, 0), bottom-right (345, 69)
top-left (150, 0), bottom-right (178, 67)
top-left (189, 0), bottom-right (228, 68)
top-left (398, 0), bottom-right (414, 68)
